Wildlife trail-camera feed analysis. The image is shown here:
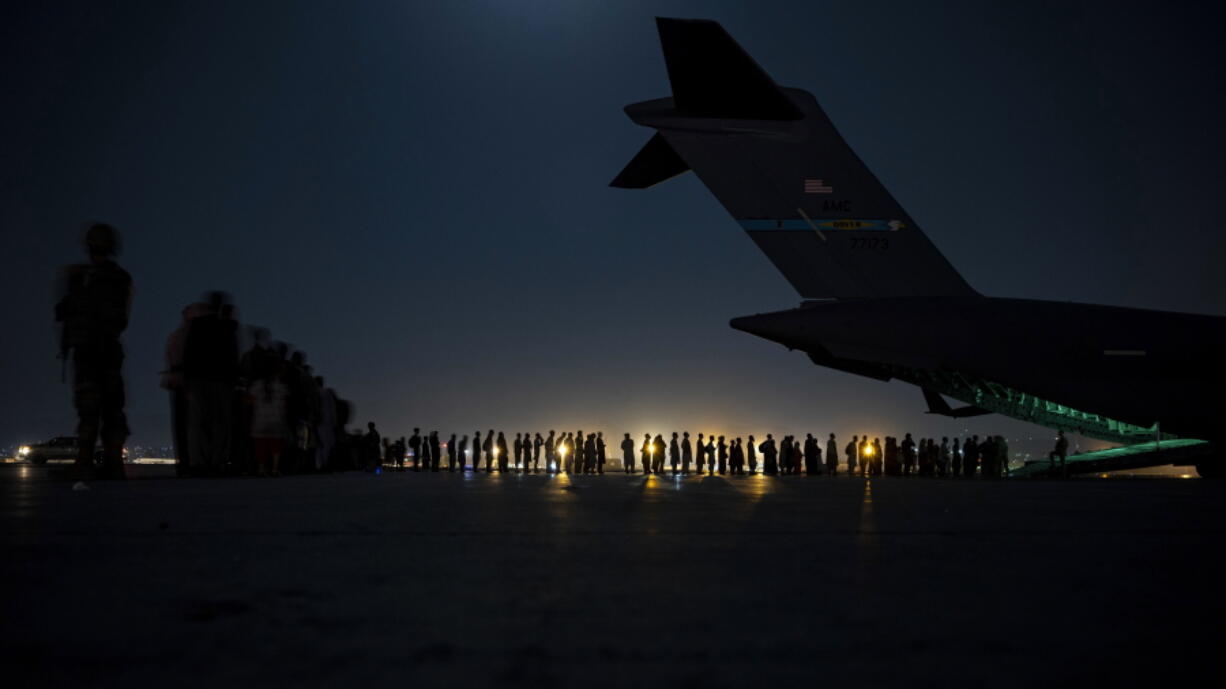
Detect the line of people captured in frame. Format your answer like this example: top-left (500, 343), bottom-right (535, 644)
top-left (840, 434), bottom-right (1010, 478)
top-left (162, 291), bottom-right (356, 477)
top-left (361, 429), bottom-right (1015, 477)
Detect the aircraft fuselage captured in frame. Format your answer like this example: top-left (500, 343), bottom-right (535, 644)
top-left (731, 297), bottom-right (1226, 442)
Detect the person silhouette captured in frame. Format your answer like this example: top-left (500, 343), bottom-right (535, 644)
top-left (493, 432), bottom-right (506, 472)
top-left (621, 433), bottom-right (635, 473)
top-left (1049, 430), bottom-right (1068, 477)
top-left (670, 432), bottom-right (681, 475)
top-left (761, 434), bottom-right (778, 475)
top-left (641, 434), bottom-right (652, 475)
top-left (845, 435), bottom-right (858, 476)
top-left (58, 223), bottom-right (133, 480)
top-left (681, 431), bottom-right (693, 475)
top-left (695, 433), bottom-right (706, 475)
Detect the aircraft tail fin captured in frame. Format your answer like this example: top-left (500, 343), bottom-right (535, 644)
top-left (613, 18), bottom-right (977, 300)
top-left (655, 17), bottom-right (801, 120)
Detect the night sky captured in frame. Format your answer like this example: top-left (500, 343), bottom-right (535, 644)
top-left (3, 1), bottom-right (1224, 454)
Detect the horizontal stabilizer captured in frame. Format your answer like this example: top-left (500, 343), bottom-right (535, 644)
top-left (923, 388), bottom-right (991, 418)
top-left (655, 17), bottom-right (801, 120)
top-left (610, 133), bottom-right (691, 188)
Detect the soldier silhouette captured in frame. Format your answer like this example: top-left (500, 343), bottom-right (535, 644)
top-left (56, 223), bottom-right (133, 479)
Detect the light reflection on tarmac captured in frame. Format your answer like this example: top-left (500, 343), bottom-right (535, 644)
top-left (2, 464), bottom-right (1223, 687)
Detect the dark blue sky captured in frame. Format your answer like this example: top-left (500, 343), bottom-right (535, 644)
top-left (3, 1), bottom-right (1224, 453)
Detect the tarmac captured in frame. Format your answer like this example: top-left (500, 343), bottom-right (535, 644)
top-left (3, 464), bottom-right (1224, 688)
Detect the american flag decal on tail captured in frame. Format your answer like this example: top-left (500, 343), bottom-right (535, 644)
top-left (803, 179), bottom-right (833, 194)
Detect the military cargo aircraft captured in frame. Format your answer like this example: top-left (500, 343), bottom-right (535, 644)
top-left (612, 18), bottom-right (1224, 477)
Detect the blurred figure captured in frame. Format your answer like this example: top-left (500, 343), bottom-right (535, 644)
top-left (872, 437), bottom-right (883, 476)
top-left (534, 432), bottom-right (544, 473)
top-left (513, 433), bottom-right (524, 470)
top-left (56, 223), bottom-right (133, 479)
top-left (621, 433), bottom-right (635, 473)
top-left (182, 292), bottom-right (239, 476)
top-left (484, 429), bottom-right (495, 473)
top-left (596, 431), bottom-right (606, 474)
top-left (249, 358), bottom-right (288, 476)
top-left (952, 437), bottom-right (963, 476)
top-left (316, 376), bottom-right (338, 471)
top-left (705, 435), bottom-right (716, 475)
top-left (544, 430), bottom-right (556, 473)
top-left (939, 437), bottom-right (951, 477)
top-left (448, 433), bottom-right (458, 471)
top-left (654, 434), bottom-right (667, 474)
top-left (458, 435), bottom-right (469, 470)
top-left (430, 431), bottom-right (442, 472)
top-left (472, 430), bottom-right (482, 472)
top-left (670, 432), bottom-right (681, 475)
top-left (161, 302), bottom-right (208, 476)
top-left (716, 435), bottom-right (728, 475)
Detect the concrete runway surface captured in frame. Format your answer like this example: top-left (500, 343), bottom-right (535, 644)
top-left (2, 465), bottom-right (1223, 688)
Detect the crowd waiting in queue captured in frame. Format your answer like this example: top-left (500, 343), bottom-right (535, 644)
top-left (357, 428), bottom-right (1023, 478)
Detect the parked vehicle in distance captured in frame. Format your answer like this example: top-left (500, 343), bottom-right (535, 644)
top-left (18, 436), bottom-right (128, 464)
